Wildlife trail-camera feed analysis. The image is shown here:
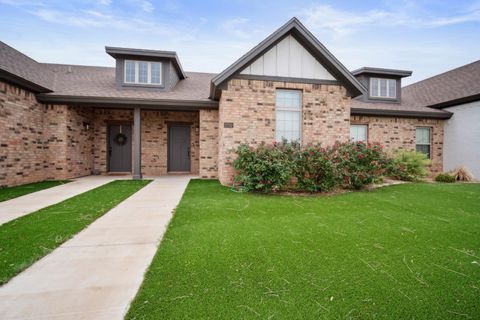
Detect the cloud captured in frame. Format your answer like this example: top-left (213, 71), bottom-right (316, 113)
top-left (302, 4), bottom-right (480, 37)
top-left (221, 17), bottom-right (256, 39)
top-left (27, 8), bottom-right (191, 38)
top-left (127, 0), bottom-right (154, 13)
top-left (429, 9), bottom-right (480, 26)
top-left (98, 0), bottom-right (111, 5)
top-left (302, 5), bottom-right (395, 37)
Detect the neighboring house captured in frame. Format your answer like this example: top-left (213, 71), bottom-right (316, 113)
top-left (0, 17), bottom-right (474, 187)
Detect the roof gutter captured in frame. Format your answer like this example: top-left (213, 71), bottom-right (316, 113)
top-left (425, 93), bottom-right (480, 109)
top-left (36, 94), bottom-right (219, 109)
top-left (0, 70), bottom-right (52, 93)
top-left (351, 107), bottom-right (453, 119)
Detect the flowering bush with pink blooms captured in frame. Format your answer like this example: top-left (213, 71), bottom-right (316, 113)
top-left (292, 146), bottom-right (338, 192)
top-left (233, 141), bottom-right (391, 193)
top-left (233, 141), bottom-right (299, 192)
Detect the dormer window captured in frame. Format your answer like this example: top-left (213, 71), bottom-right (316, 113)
top-left (124, 60), bottom-right (162, 85)
top-left (370, 78), bottom-right (396, 99)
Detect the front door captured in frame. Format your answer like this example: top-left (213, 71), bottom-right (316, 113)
top-left (108, 124), bottom-right (132, 172)
top-left (168, 125), bottom-right (191, 172)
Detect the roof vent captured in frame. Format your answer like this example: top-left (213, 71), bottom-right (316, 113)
top-left (67, 66), bottom-right (73, 73)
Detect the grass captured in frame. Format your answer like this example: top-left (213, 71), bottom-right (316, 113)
top-left (0, 180), bottom-right (150, 284)
top-left (0, 180), bottom-right (70, 202)
top-left (127, 180), bottom-right (480, 319)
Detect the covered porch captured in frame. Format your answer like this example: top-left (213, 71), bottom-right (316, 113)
top-left (38, 100), bottom-right (219, 182)
top-left (93, 107), bottom-right (200, 179)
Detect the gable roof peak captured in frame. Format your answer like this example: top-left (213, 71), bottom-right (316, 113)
top-left (210, 17), bottom-right (365, 99)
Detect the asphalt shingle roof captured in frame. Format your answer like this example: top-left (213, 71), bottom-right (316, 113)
top-left (402, 60), bottom-right (480, 109)
top-left (351, 96), bottom-right (450, 116)
top-left (41, 63), bottom-right (214, 102)
top-left (0, 39), bottom-right (476, 117)
top-left (0, 41), bottom-right (54, 91)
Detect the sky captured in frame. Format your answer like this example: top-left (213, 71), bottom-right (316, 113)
top-left (0, 0), bottom-right (479, 85)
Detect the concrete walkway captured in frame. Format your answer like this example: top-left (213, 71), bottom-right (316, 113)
top-left (0, 176), bottom-right (117, 225)
top-left (0, 176), bottom-right (192, 320)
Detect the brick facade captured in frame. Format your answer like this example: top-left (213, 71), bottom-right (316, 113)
top-left (0, 79), bottom-right (446, 188)
top-left (218, 78), bottom-right (351, 184)
top-left (0, 81), bottom-right (202, 187)
top-left (199, 109), bottom-right (219, 178)
top-left (351, 115), bottom-right (444, 173)
top-left (0, 82), bottom-right (50, 186)
top-left (0, 81), bottom-right (95, 186)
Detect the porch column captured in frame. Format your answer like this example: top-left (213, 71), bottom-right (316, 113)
top-left (133, 107), bottom-right (142, 179)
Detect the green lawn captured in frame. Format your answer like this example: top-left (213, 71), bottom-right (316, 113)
top-left (0, 180), bottom-right (70, 202)
top-left (127, 180), bottom-right (480, 319)
top-left (0, 180), bottom-right (150, 284)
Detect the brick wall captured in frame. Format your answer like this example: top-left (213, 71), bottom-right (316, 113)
top-left (44, 104), bottom-right (94, 180)
top-left (199, 109), bottom-right (219, 178)
top-left (218, 78), bottom-right (351, 185)
top-left (351, 115), bottom-right (444, 173)
top-left (65, 106), bottom-right (94, 178)
top-left (92, 108), bottom-right (200, 176)
top-left (0, 81), bottom-right (95, 186)
top-left (0, 81), bottom-right (202, 186)
top-left (0, 82), bottom-right (49, 186)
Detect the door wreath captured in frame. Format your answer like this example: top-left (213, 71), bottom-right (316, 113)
top-left (114, 133), bottom-right (128, 146)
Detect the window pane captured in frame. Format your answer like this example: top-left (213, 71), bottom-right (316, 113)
top-left (380, 79), bottom-right (387, 97)
top-left (151, 63), bottom-right (161, 84)
top-left (276, 110), bottom-right (300, 142)
top-left (125, 61), bottom-right (135, 83)
top-left (416, 128), bottom-right (431, 158)
top-left (350, 125), bottom-right (367, 142)
top-left (416, 128), bottom-right (430, 144)
top-left (388, 80), bottom-right (396, 98)
top-left (371, 78), bottom-right (396, 98)
top-left (370, 78), bottom-right (378, 96)
top-left (276, 89), bottom-right (301, 110)
top-left (416, 145), bottom-right (430, 158)
top-left (276, 90), bottom-right (302, 142)
top-left (138, 61), bottom-right (148, 83)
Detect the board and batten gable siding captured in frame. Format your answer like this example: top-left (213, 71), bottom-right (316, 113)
top-left (240, 35), bottom-right (336, 80)
top-left (443, 100), bottom-right (480, 180)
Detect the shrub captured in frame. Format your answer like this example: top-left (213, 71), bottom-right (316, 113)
top-left (450, 166), bottom-right (475, 182)
top-left (292, 146), bottom-right (339, 192)
top-left (331, 142), bottom-right (391, 189)
top-left (232, 142), bottom-right (297, 192)
top-left (435, 173), bottom-right (456, 183)
top-left (233, 141), bottom-right (391, 192)
top-left (389, 150), bottom-right (431, 181)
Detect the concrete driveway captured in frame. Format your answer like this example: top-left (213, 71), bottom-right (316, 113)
top-left (0, 175), bottom-right (192, 320)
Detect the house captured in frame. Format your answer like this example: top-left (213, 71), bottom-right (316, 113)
top-left (1, 17), bottom-right (472, 188)
top-left (401, 61), bottom-right (480, 179)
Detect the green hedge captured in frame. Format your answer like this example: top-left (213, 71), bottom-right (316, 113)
top-left (233, 141), bottom-right (391, 192)
top-left (435, 173), bottom-right (456, 183)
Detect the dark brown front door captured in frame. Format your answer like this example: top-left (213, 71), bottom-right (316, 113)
top-left (168, 125), bottom-right (191, 172)
top-left (108, 124), bottom-right (132, 172)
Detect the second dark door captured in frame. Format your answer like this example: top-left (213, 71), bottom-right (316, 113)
top-left (168, 125), bottom-right (191, 172)
top-left (108, 124), bottom-right (132, 172)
